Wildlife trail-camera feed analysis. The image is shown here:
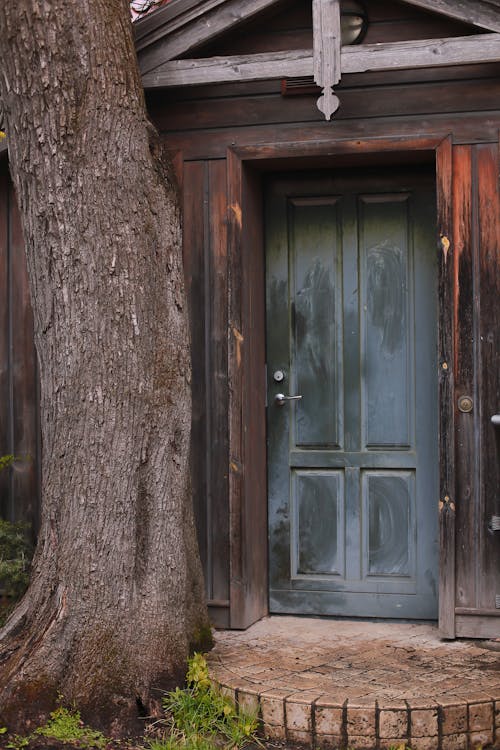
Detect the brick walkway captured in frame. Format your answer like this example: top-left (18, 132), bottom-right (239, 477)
top-left (207, 616), bottom-right (500, 750)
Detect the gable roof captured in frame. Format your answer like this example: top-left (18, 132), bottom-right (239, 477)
top-left (134, 0), bottom-right (500, 76)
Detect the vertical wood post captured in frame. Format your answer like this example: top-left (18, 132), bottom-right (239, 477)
top-left (436, 136), bottom-right (456, 638)
top-left (312, 0), bottom-right (341, 120)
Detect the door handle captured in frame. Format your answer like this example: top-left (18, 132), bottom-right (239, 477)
top-left (275, 393), bottom-right (303, 407)
top-left (491, 414), bottom-right (500, 427)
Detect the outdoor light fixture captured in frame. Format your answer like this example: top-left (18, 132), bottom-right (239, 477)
top-left (341, 0), bottom-right (368, 45)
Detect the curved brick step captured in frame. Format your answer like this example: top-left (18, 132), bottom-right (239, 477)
top-left (207, 617), bottom-right (500, 750)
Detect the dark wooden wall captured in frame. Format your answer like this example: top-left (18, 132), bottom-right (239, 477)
top-left (0, 161), bottom-right (40, 531)
top-left (144, 0), bottom-right (500, 633)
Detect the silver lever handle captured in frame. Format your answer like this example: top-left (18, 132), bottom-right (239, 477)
top-left (275, 393), bottom-right (303, 407)
top-left (491, 414), bottom-right (500, 427)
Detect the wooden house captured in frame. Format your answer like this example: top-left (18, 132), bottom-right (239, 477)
top-left (1, 0), bottom-right (499, 639)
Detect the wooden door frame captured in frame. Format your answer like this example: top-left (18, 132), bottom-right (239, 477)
top-left (226, 135), bottom-right (456, 635)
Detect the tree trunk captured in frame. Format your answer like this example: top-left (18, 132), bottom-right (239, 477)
top-left (0, 0), bottom-right (210, 734)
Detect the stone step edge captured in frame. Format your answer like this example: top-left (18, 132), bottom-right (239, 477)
top-left (209, 672), bottom-right (500, 750)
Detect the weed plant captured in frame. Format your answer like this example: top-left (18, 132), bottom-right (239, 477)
top-left (3, 706), bottom-right (108, 749)
top-left (150, 653), bottom-right (259, 750)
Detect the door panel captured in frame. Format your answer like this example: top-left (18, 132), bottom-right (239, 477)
top-left (266, 170), bottom-right (438, 619)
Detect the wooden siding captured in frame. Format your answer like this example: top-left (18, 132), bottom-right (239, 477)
top-left (0, 164), bottom-right (40, 532)
top-left (453, 142), bottom-right (500, 637)
top-left (182, 159), bottom-right (231, 626)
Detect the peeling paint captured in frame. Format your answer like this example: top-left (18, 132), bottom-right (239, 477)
top-left (229, 202), bottom-right (242, 229)
top-left (440, 234), bottom-right (450, 264)
top-left (232, 325), bottom-right (243, 368)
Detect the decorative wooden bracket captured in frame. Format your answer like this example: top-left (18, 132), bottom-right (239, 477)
top-left (312, 0), bottom-right (341, 120)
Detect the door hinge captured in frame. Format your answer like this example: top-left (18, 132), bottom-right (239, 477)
top-left (439, 495), bottom-right (455, 512)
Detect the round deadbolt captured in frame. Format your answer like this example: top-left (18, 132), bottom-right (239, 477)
top-left (458, 395), bottom-right (473, 413)
top-left (273, 370), bottom-right (285, 383)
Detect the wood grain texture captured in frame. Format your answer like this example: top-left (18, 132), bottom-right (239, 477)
top-left (161, 112), bottom-right (500, 161)
top-left (436, 136), bottom-right (456, 638)
top-left (142, 33), bottom-right (500, 89)
top-left (475, 142), bottom-right (500, 617)
top-left (400, 0), bottom-right (500, 33)
top-left (183, 161), bottom-right (208, 584)
top-left (135, 0), bottom-right (497, 70)
top-left (151, 76), bottom-right (500, 132)
top-left (240, 163), bottom-right (267, 627)
top-left (452, 145), bottom-right (476, 610)
top-left (207, 159), bottom-right (230, 605)
top-left (312, 0), bottom-right (341, 119)
top-left (226, 147), bottom-right (246, 627)
top-left (227, 149), bottom-right (268, 628)
top-left (138, 0), bottom-right (284, 74)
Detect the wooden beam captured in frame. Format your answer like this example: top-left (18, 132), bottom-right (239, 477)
top-left (398, 0), bottom-right (500, 34)
top-left (137, 0), bottom-right (283, 75)
top-left (142, 49), bottom-right (313, 88)
top-left (142, 33), bottom-right (500, 89)
top-left (341, 31), bottom-right (500, 73)
top-left (312, 0), bottom-right (341, 120)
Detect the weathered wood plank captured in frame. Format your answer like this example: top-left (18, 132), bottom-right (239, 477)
top-left (182, 161), bottom-right (209, 588)
top-left (152, 76), bottom-right (500, 132)
top-left (159, 112), bottom-right (500, 161)
top-left (399, 0), bottom-right (500, 34)
top-left (227, 146), bottom-right (268, 628)
top-left (453, 145), bottom-right (477, 611)
top-left (138, 0), bottom-right (283, 74)
top-left (142, 33), bottom-right (500, 88)
top-left (143, 49), bottom-right (312, 88)
top-left (455, 614), bottom-right (500, 638)
top-left (436, 136), bottom-right (456, 639)
top-left (135, 0), bottom-right (500, 66)
top-left (341, 32), bottom-right (500, 73)
top-left (240, 164), bottom-right (267, 627)
top-left (226, 147), bottom-right (246, 627)
top-left (207, 159), bottom-right (230, 605)
top-left (312, 0), bottom-right (341, 119)
top-left (134, 0), bottom-right (224, 46)
top-left (475, 142), bottom-right (500, 618)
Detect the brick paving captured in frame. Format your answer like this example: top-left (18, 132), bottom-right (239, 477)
top-left (206, 616), bottom-right (500, 749)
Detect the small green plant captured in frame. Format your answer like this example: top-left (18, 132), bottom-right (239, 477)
top-left (152, 653), bottom-right (259, 750)
top-left (2, 704), bottom-right (109, 749)
top-left (33, 705), bottom-right (108, 748)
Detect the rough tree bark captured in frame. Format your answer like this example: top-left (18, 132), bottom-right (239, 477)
top-left (0, 0), bottom-right (211, 734)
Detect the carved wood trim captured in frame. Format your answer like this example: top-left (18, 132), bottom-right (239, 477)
top-left (312, 0), bottom-right (341, 119)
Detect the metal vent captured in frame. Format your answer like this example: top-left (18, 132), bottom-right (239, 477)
top-left (281, 77), bottom-right (319, 96)
top-left (490, 515), bottom-right (500, 531)
top-left (496, 594), bottom-right (500, 610)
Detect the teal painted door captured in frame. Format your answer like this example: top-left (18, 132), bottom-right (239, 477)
top-left (266, 171), bottom-right (438, 619)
